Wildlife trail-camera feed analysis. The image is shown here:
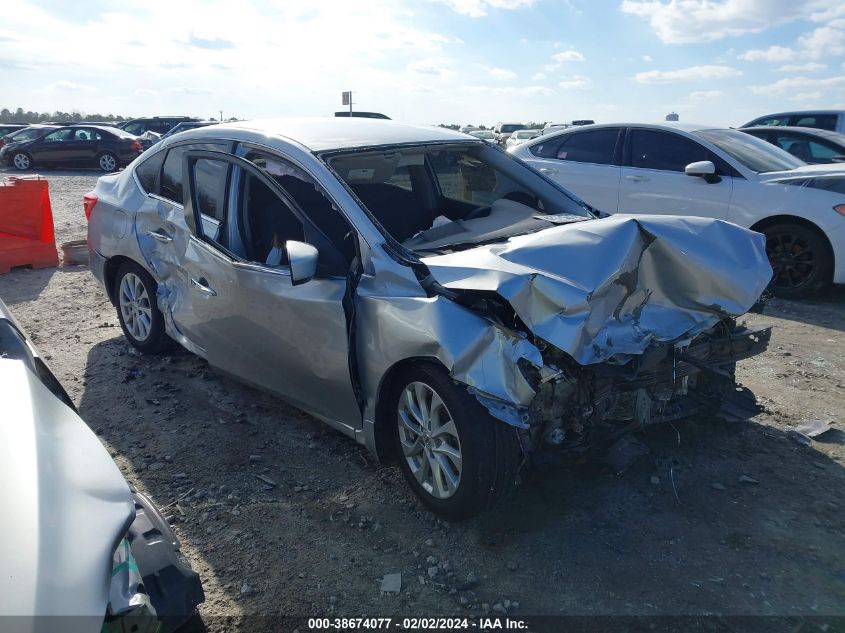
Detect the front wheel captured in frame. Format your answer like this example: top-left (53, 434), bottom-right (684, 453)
top-left (12, 152), bottom-right (31, 171)
top-left (763, 223), bottom-right (832, 299)
top-left (391, 364), bottom-right (522, 520)
top-left (97, 151), bottom-right (118, 172)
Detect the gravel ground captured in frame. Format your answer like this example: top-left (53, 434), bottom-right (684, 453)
top-left (1, 170), bottom-right (844, 631)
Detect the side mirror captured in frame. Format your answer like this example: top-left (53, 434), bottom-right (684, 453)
top-left (685, 160), bottom-right (721, 183)
top-left (831, 155), bottom-right (845, 163)
top-left (286, 240), bottom-right (318, 286)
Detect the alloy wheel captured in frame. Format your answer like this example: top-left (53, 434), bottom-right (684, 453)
top-left (99, 153), bottom-right (117, 171)
top-left (397, 381), bottom-right (463, 499)
top-left (13, 153), bottom-right (30, 170)
top-left (766, 231), bottom-right (816, 291)
top-left (118, 272), bottom-right (153, 342)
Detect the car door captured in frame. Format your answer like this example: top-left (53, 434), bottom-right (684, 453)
top-left (176, 149), bottom-right (361, 428)
top-left (32, 128), bottom-right (75, 163)
top-left (618, 128), bottom-right (732, 219)
top-left (523, 128), bottom-right (623, 213)
top-left (65, 128), bottom-right (100, 164)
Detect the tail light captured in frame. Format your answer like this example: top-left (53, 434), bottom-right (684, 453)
top-left (834, 203), bottom-right (845, 217)
top-left (0, 139), bottom-right (5, 149)
top-left (129, 140), bottom-right (143, 151)
top-left (83, 193), bottom-right (98, 220)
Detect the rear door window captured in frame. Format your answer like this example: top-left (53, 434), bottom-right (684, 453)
top-left (629, 129), bottom-right (708, 172)
top-left (189, 158), bottom-right (230, 247)
top-left (791, 114), bottom-right (838, 131)
top-left (532, 129), bottom-right (620, 164)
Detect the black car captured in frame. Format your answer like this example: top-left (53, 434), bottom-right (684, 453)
top-left (3, 125), bottom-right (144, 172)
top-left (740, 125), bottom-right (845, 164)
top-left (120, 116), bottom-right (200, 136)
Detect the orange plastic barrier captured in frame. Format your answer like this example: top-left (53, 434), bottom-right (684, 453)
top-left (0, 175), bottom-right (59, 273)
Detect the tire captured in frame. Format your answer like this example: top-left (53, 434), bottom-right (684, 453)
top-left (113, 261), bottom-right (175, 354)
top-left (97, 151), bottom-right (118, 172)
top-left (763, 222), bottom-right (832, 299)
top-left (390, 364), bottom-right (522, 520)
top-left (12, 152), bottom-right (31, 171)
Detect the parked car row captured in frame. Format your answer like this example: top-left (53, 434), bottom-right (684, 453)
top-left (0, 116), bottom-right (218, 172)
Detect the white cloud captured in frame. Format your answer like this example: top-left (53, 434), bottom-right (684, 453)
top-left (432, 0), bottom-right (533, 17)
top-left (41, 80), bottom-right (95, 92)
top-left (621, 0), bottom-right (844, 44)
top-left (750, 75), bottom-right (845, 94)
top-left (408, 60), bottom-right (446, 75)
top-left (688, 89), bottom-right (723, 100)
top-left (550, 50), bottom-right (585, 63)
top-left (779, 62), bottom-right (827, 72)
top-left (792, 91), bottom-right (822, 101)
top-left (488, 67), bottom-right (518, 80)
top-left (635, 64), bottom-right (742, 84)
top-left (797, 20), bottom-right (845, 58)
top-left (531, 72), bottom-right (546, 80)
top-left (739, 18), bottom-right (845, 63)
top-left (739, 46), bottom-right (795, 62)
top-left (642, 54), bottom-right (653, 62)
top-left (559, 75), bottom-right (590, 89)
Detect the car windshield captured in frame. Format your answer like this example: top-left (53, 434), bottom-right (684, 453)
top-left (328, 142), bottom-right (595, 254)
top-left (501, 125), bottom-right (524, 133)
top-left (471, 131), bottom-right (494, 139)
top-left (695, 129), bottom-right (806, 173)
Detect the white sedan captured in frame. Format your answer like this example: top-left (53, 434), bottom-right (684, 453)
top-left (505, 129), bottom-right (541, 149)
top-left (511, 122), bottom-right (845, 298)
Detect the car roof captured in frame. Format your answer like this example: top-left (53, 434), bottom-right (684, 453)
top-left (538, 121), bottom-right (723, 134)
top-left (741, 125), bottom-right (845, 140)
top-left (750, 110), bottom-right (845, 117)
top-left (180, 117), bottom-right (475, 152)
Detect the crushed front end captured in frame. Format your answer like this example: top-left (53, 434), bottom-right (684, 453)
top-left (522, 319), bottom-right (772, 455)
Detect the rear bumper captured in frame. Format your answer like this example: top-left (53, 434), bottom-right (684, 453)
top-left (88, 246), bottom-right (110, 299)
top-left (128, 491), bottom-right (204, 633)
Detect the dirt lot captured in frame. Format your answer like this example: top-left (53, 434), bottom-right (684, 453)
top-left (2, 170), bottom-right (844, 630)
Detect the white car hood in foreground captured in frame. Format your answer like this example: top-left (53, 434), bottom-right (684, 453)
top-left (422, 215), bottom-right (772, 365)
top-left (760, 162), bottom-right (845, 182)
top-left (0, 359), bottom-right (134, 632)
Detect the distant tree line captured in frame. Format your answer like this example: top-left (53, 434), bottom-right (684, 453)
top-left (0, 107), bottom-right (128, 124)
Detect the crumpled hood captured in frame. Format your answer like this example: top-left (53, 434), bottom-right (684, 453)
top-left (0, 358), bottom-right (134, 630)
top-left (760, 162), bottom-right (845, 182)
top-left (421, 214), bottom-right (772, 365)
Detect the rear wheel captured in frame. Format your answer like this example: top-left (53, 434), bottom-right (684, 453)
top-left (391, 364), bottom-right (522, 520)
top-left (113, 261), bottom-right (174, 354)
top-left (12, 152), bottom-right (31, 171)
top-left (763, 222), bottom-right (832, 299)
top-left (97, 151), bottom-right (118, 172)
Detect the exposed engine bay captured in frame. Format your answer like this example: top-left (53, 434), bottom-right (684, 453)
top-left (522, 319), bottom-right (771, 454)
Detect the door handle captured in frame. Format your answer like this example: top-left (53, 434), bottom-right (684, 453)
top-left (190, 277), bottom-right (217, 296)
top-left (539, 167), bottom-right (558, 175)
top-left (146, 230), bottom-right (173, 243)
top-left (625, 175), bottom-right (648, 182)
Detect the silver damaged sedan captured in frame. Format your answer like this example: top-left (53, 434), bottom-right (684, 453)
top-left (86, 118), bottom-right (773, 519)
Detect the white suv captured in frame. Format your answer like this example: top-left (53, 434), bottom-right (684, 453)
top-left (511, 122), bottom-right (845, 298)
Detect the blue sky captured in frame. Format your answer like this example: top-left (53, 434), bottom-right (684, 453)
top-left (1, 0), bottom-right (844, 126)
